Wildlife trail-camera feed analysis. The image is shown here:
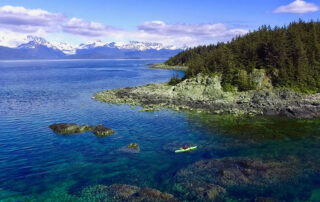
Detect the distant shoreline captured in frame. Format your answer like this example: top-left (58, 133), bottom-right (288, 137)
top-left (149, 63), bottom-right (188, 71)
top-left (0, 58), bottom-right (168, 63)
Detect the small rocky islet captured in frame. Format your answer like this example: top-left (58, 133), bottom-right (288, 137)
top-left (49, 123), bottom-right (114, 137)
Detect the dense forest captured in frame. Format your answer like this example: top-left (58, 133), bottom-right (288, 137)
top-left (166, 20), bottom-right (320, 93)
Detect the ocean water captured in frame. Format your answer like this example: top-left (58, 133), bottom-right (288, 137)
top-left (0, 59), bottom-right (320, 201)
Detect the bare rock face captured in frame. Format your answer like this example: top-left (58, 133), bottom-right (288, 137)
top-left (80, 184), bottom-right (178, 202)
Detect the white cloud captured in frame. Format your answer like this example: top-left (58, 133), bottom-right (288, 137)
top-left (274, 0), bottom-right (319, 14)
top-left (0, 31), bottom-right (30, 47)
top-left (133, 21), bottom-right (248, 47)
top-left (138, 21), bottom-right (247, 38)
top-left (0, 5), bottom-right (66, 33)
top-left (61, 18), bottom-right (121, 37)
top-left (0, 5), bottom-right (249, 48)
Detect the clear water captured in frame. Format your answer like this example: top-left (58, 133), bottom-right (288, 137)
top-left (0, 59), bottom-right (320, 201)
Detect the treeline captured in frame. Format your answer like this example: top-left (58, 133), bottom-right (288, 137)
top-left (166, 20), bottom-right (320, 93)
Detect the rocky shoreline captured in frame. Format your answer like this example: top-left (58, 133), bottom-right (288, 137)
top-left (94, 73), bottom-right (320, 119)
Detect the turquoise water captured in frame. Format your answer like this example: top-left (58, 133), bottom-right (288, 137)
top-left (0, 59), bottom-right (320, 201)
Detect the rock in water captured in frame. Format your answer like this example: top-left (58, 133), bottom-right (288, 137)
top-left (49, 123), bottom-right (94, 135)
top-left (49, 123), bottom-right (114, 137)
top-left (172, 157), bottom-right (303, 201)
top-left (119, 143), bottom-right (140, 153)
top-left (128, 143), bottom-right (139, 148)
top-left (93, 124), bottom-right (115, 137)
top-left (80, 184), bottom-right (178, 202)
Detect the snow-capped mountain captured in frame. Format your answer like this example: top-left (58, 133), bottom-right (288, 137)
top-left (116, 41), bottom-right (178, 50)
top-left (77, 40), bottom-right (179, 51)
top-left (78, 40), bottom-right (109, 50)
top-left (51, 42), bottom-right (77, 55)
top-left (0, 35), bottom-right (184, 59)
top-left (18, 36), bottom-right (55, 49)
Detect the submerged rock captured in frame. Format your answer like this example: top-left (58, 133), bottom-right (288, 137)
top-left (49, 123), bottom-right (94, 135)
top-left (128, 143), bottom-right (139, 148)
top-left (172, 157), bottom-right (302, 201)
top-left (119, 143), bottom-right (140, 153)
top-left (80, 184), bottom-right (178, 202)
top-left (254, 197), bottom-right (279, 202)
top-left (93, 124), bottom-right (115, 137)
top-left (174, 157), bottom-right (301, 188)
top-left (49, 123), bottom-right (114, 137)
top-left (173, 182), bottom-right (226, 201)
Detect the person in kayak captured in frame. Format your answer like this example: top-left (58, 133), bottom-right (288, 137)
top-left (183, 146), bottom-right (188, 149)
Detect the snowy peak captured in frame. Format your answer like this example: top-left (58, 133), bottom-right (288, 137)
top-left (18, 36), bottom-right (53, 49)
top-left (16, 35), bottom-right (77, 55)
top-left (116, 41), bottom-right (163, 50)
top-left (77, 40), bottom-right (180, 51)
top-left (0, 35), bottom-right (184, 56)
top-left (51, 42), bottom-right (77, 55)
top-left (115, 41), bottom-right (179, 50)
top-left (78, 40), bottom-right (108, 49)
top-left (26, 36), bottom-right (49, 45)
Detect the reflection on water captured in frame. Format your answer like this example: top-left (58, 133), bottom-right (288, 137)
top-left (0, 60), bottom-right (319, 201)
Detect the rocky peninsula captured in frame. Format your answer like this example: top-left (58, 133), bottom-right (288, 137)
top-left (94, 69), bottom-right (320, 119)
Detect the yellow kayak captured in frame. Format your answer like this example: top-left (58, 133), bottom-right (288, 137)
top-left (175, 146), bottom-right (197, 153)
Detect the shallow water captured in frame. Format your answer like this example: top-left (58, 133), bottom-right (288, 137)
top-left (0, 60), bottom-right (319, 201)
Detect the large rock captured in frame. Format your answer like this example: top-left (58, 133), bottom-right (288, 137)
top-left (49, 123), bottom-right (114, 137)
top-left (49, 123), bottom-right (94, 135)
top-left (80, 184), bottom-right (178, 202)
top-left (93, 124), bottom-right (115, 137)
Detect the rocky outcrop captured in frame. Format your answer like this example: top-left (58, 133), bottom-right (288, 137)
top-left (80, 184), bottom-right (178, 202)
top-left (93, 124), bottom-right (115, 137)
top-left (49, 123), bottom-right (114, 137)
top-left (49, 123), bottom-right (94, 135)
top-left (94, 73), bottom-right (320, 119)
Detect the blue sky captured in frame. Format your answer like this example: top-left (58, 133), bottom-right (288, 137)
top-left (0, 0), bottom-right (318, 47)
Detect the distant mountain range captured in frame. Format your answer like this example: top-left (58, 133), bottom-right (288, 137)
top-left (0, 36), bottom-right (184, 60)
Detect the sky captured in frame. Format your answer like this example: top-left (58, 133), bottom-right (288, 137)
top-left (0, 0), bottom-right (319, 48)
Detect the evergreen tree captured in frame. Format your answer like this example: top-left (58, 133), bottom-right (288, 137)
top-left (165, 20), bottom-right (320, 93)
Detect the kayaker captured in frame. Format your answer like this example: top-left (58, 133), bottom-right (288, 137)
top-left (183, 146), bottom-right (188, 149)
